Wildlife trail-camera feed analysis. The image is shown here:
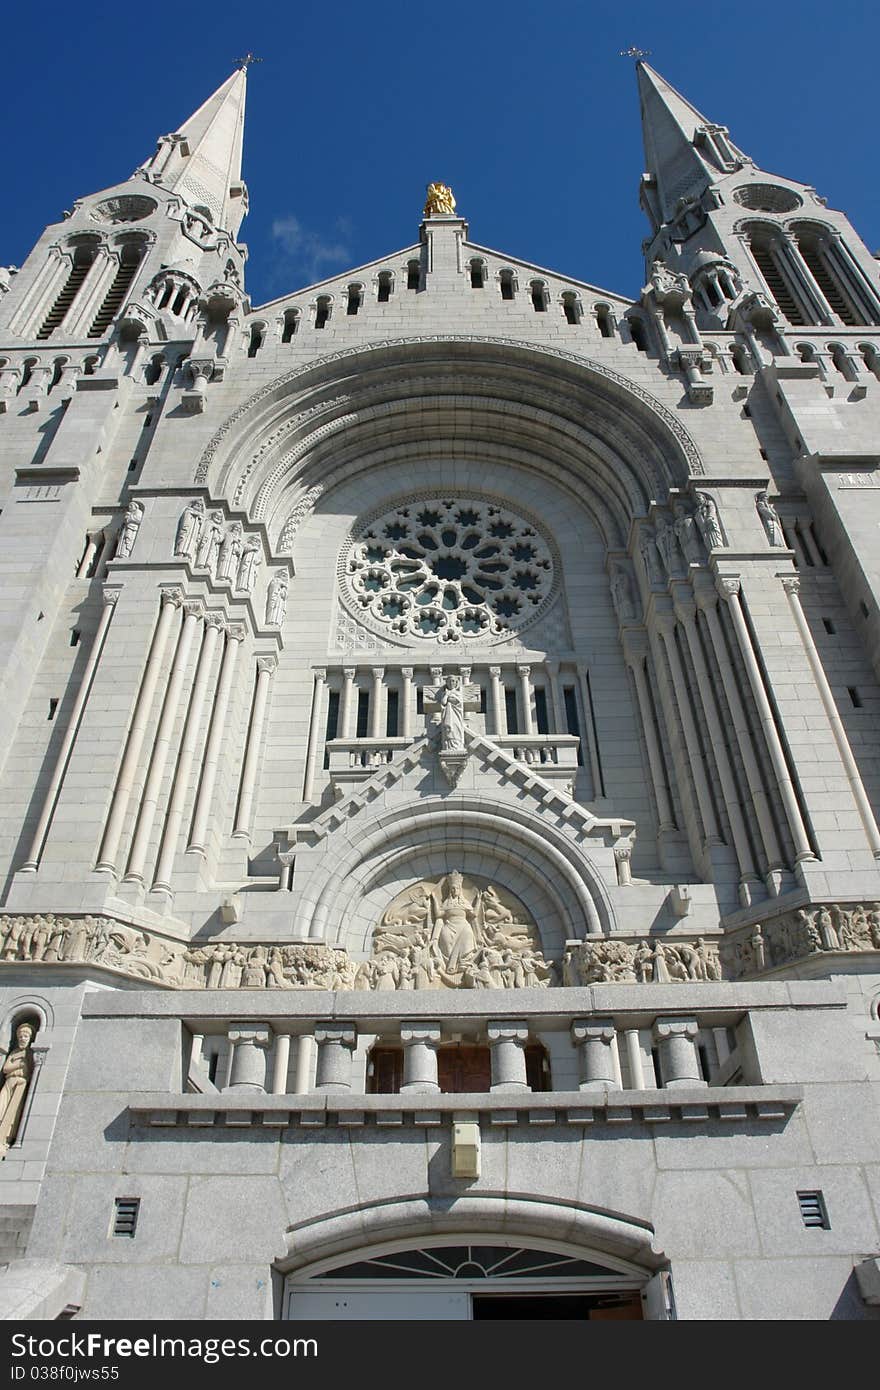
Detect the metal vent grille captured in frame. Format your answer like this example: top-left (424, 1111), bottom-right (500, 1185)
top-left (797, 1191), bottom-right (829, 1229)
top-left (113, 1198), bottom-right (140, 1238)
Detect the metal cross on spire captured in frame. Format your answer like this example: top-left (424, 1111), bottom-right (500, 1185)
top-left (619, 46), bottom-right (651, 59)
top-left (235, 52), bottom-right (263, 69)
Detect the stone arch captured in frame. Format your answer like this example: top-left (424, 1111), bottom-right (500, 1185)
top-left (276, 1195), bottom-right (664, 1278)
top-left (298, 793), bottom-right (617, 946)
top-left (195, 338), bottom-right (705, 552)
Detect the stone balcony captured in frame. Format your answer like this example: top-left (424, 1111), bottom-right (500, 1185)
top-left (326, 733), bottom-right (580, 795)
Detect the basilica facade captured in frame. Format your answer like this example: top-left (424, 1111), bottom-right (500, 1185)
top-left (0, 61), bottom-right (878, 1321)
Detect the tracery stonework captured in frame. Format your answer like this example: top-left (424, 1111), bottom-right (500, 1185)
top-left (365, 872), bottom-right (554, 990)
top-left (341, 496), bottom-right (557, 644)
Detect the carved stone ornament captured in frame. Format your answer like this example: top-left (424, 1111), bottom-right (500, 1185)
top-left (722, 902), bottom-right (880, 978)
top-left (175, 498), bottom-right (206, 561)
top-left (756, 490), bottom-right (785, 547)
top-left (694, 492), bottom-right (724, 551)
top-left (563, 937), bottom-right (722, 985)
top-left (0, 1018), bottom-right (37, 1156)
top-left (115, 500), bottom-right (144, 560)
top-left (266, 573), bottom-right (289, 626)
top-left (366, 873), bottom-right (554, 990)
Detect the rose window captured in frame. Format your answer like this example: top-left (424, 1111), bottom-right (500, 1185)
top-left (342, 497), bottom-right (555, 642)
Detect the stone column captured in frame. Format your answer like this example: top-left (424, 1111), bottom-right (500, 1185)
top-left (674, 591), bottom-right (760, 900)
top-left (489, 666), bottom-right (505, 735)
top-left (125, 600), bottom-right (203, 884)
top-left (517, 665), bottom-right (535, 735)
top-left (653, 1017), bottom-right (705, 1089)
top-left (655, 611), bottom-right (721, 847)
top-left (301, 667), bottom-right (327, 802)
top-left (152, 613), bottom-right (224, 892)
top-left (271, 1034), bottom-right (292, 1095)
top-left (400, 667), bottom-right (414, 739)
top-left (313, 1025), bottom-right (357, 1092)
top-left (339, 667), bottom-right (356, 739)
top-left (718, 577), bottom-right (814, 862)
top-left (576, 667), bottom-right (605, 798)
top-left (488, 1020), bottom-right (530, 1092)
top-left (187, 623), bottom-right (245, 855)
top-left (369, 667), bottom-right (385, 739)
top-left (623, 1028), bottom-right (645, 1090)
top-left (400, 1024), bottom-right (441, 1093)
top-left (97, 586), bottom-right (183, 875)
top-left (293, 1035), bottom-right (315, 1094)
top-left (224, 1023), bottom-right (273, 1093)
top-left (234, 655), bottom-right (277, 837)
top-left (22, 586), bottom-right (120, 871)
top-left (622, 633), bottom-right (675, 832)
top-left (75, 533), bottom-right (99, 579)
top-left (782, 575), bottom-right (880, 857)
top-left (545, 661), bottom-right (566, 735)
top-left (694, 579), bottom-right (784, 882)
top-left (571, 1018), bottom-right (620, 1091)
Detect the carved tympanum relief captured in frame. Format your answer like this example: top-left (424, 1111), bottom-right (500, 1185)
top-left (363, 872), bottom-right (554, 990)
top-left (341, 496), bottom-right (557, 644)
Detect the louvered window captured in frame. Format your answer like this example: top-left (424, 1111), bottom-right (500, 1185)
top-left (113, 1198), bottom-right (140, 1237)
top-left (797, 1191), bottom-right (829, 1229)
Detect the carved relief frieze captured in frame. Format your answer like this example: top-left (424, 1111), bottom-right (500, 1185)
top-left (723, 902), bottom-right (880, 978)
top-left (563, 936), bottom-right (722, 985)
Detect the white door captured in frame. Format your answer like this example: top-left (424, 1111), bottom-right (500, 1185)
top-left (291, 1289), bottom-right (470, 1320)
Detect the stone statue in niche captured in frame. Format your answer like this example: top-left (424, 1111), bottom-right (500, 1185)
top-left (175, 498), bottom-right (205, 561)
top-left (0, 1019), bottom-right (36, 1157)
top-left (695, 493), bottom-right (724, 551)
top-left (196, 510), bottom-right (224, 572)
top-left (609, 562), bottom-right (636, 621)
top-left (115, 500), bottom-right (144, 559)
top-left (216, 521), bottom-right (243, 582)
top-left (638, 527), bottom-right (663, 586)
top-left (756, 490), bottom-right (785, 547)
top-left (654, 515), bottom-right (682, 576)
top-left (369, 872), bottom-right (553, 990)
top-left (236, 535), bottom-right (262, 593)
top-left (437, 676), bottom-right (467, 751)
top-left (673, 501), bottom-right (703, 564)
top-left (266, 573), bottom-right (288, 626)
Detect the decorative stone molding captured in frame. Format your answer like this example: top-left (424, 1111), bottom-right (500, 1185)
top-left (193, 335), bottom-right (706, 486)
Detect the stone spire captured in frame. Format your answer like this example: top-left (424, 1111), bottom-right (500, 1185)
top-left (637, 62), bottom-right (747, 225)
top-left (135, 67), bottom-right (249, 237)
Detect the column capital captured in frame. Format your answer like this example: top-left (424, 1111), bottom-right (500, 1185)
top-left (159, 584), bottom-right (185, 609)
top-left (487, 1020), bottom-right (529, 1043)
top-left (571, 1018), bottom-right (616, 1044)
top-left (226, 622), bottom-right (247, 644)
top-left (400, 1023), bottom-right (442, 1046)
top-left (313, 1025), bottom-right (356, 1048)
top-left (203, 610), bottom-right (226, 631)
top-left (652, 1016), bottom-right (699, 1043)
top-left (488, 666), bottom-right (502, 678)
top-left (256, 654), bottom-right (278, 676)
top-left (516, 663), bottom-right (532, 677)
top-left (371, 666), bottom-right (385, 681)
top-left (183, 598), bottom-right (205, 621)
top-left (101, 585), bottom-right (122, 608)
top-left (227, 1022), bottom-right (272, 1048)
top-left (312, 665), bottom-right (327, 682)
top-left (342, 666), bottom-right (356, 680)
top-left (780, 575), bottom-right (801, 597)
top-left (715, 575), bottom-right (741, 603)
top-left (400, 667), bottom-right (413, 680)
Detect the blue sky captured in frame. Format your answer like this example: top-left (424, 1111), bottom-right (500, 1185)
top-left (3, 1), bottom-right (878, 308)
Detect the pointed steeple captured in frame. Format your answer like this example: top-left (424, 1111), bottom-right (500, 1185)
top-left (136, 68), bottom-right (249, 236)
top-left (637, 62), bottom-right (747, 224)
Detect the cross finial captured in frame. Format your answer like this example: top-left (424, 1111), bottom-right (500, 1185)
top-left (235, 52), bottom-right (263, 69)
top-left (619, 46), bottom-right (651, 59)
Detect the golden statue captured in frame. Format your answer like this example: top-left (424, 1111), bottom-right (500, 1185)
top-left (423, 182), bottom-right (456, 217)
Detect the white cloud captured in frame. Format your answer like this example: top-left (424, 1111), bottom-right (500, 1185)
top-left (270, 214), bottom-right (350, 284)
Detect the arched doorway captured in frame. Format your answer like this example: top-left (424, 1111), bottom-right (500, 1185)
top-left (285, 1239), bottom-right (648, 1321)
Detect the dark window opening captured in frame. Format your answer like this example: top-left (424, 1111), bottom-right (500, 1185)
top-left (629, 318), bottom-right (648, 352)
top-left (847, 686), bottom-right (862, 708)
top-left (822, 617), bottom-right (835, 635)
top-left (596, 307), bottom-right (614, 338)
top-left (797, 1190), bottom-right (829, 1229)
top-left (500, 270), bottom-right (515, 301)
top-left (534, 687), bottom-right (550, 735)
top-left (386, 689), bottom-right (399, 738)
top-left (89, 244), bottom-right (144, 339)
top-left (377, 273), bottom-right (392, 304)
top-left (367, 1046), bottom-right (404, 1094)
top-left (470, 259), bottom-right (486, 289)
top-left (562, 293), bottom-right (580, 325)
top-left (314, 297), bottom-right (331, 329)
top-left (504, 687), bottom-right (519, 735)
top-left (47, 699), bottom-right (58, 721)
top-left (247, 324), bottom-right (264, 357)
top-left (407, 260), bottom-right (421, 290)
top-left (563, 686), bottom-right (584, 766)
top-left (323, 690), bottom-right (340, 769)
top-left (70, 629), bottom-right (81, 647)
top-left (356, 690), bottom-right (370, 738)
top-left (38, 246), bottom-right (97, 340)
top-left (207, 1052), bottom-right (220, 1085)
top-left (531, 281), bottom-right (547, 312)
top-left (478, 686), bottom-right (487, 714)
top-left (416, 687), bottom-right (424, 714)
top-left (438, 1044), bottom-right (491, 1093)
top-left (525, 1043), bottom-right (551, 1092)
top-left (347, 285), bottom-right (362, 315)
top-left (282, 309), bottom-right (299, 342)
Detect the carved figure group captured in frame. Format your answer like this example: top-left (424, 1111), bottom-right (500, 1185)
top-left (369, 872), bottom-right (552, 990)
top-left (723, 902), bottom-right (880, 978)
top-left (174, 501), bottom-right (264, 592)
top-left (563, 936), bottom-right (721, 986)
